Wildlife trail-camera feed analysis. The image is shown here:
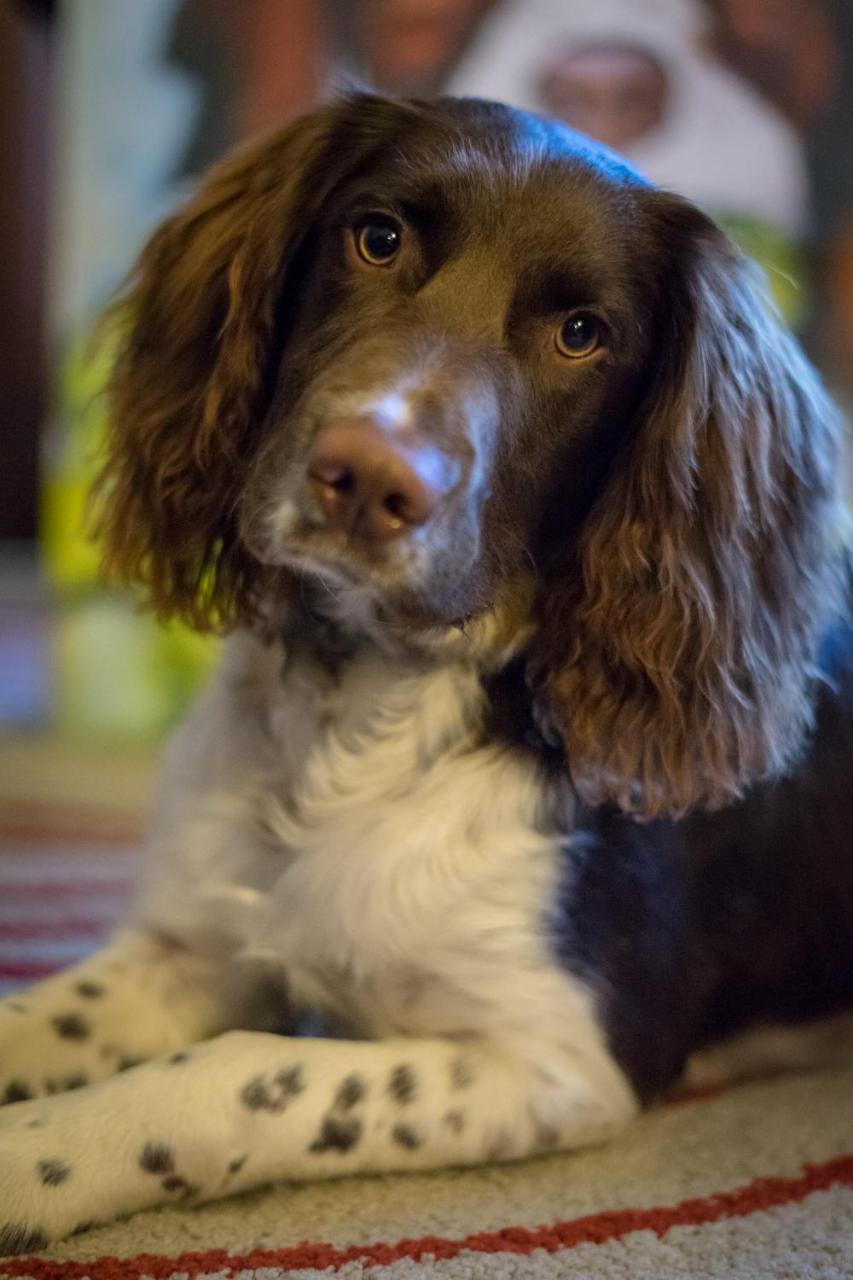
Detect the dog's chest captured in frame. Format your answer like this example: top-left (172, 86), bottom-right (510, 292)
top-left (244, 646), bottom-right (567, 1033)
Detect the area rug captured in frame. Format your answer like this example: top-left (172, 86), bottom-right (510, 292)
top-left (2, 809), bottom-right (852, 1278)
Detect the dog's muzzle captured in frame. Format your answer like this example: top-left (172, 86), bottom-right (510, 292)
top-left (306, 416), bottom-right (461, 543)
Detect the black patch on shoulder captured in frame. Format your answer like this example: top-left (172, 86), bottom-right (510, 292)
top-left (392, 1123), bottom-right (422, 1150)
top-left (76, 981), bottom-right (106, 999)
top-left (139, 1142), bottom-right (174, 1175)
top-left (168, 1052), bottom-right (189, 1064)
top-left (388, 1063), bottom-right (417, 1104)
top-left (2, 1080), bottom-right (32, 1104)
top-left (335, 1074), bottom-right (367, 1110)
top-left (52, 1012), bottom-right (90, 1041)
top-left (443, 1109), bottom-right (465, 1134)
top-left (37, 1159), bottom-right (71, 1187)
top-left (240, 1065), bottom-right (305, 1112)
top-left (482, 658), bottom-right (566, 768)
top-left (309, 1115), bottom-right (362, 1154)
top-left (449, 1056), bottom-right (475, 1089)
top-left (0, 1224), bottom-right (48, 1255)
top-left (227, 1155), bottom-right (248, 1176)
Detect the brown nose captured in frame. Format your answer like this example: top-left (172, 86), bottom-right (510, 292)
top-left (307, 420), bottom-right (457, 541)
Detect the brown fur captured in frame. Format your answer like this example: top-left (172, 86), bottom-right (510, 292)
top-left (93, 93), bottom-right (844, 818)
top-left (93, 107), bottom-right (344, 629)
top-left (537, 196), bottom-right (843, 816)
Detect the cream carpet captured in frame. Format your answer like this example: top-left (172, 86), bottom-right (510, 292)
top-left (1, 756), bottom-right (852, 1278)
top-left (1, 1069), bottom-right (852, 1279)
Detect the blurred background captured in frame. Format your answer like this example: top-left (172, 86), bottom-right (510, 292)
top-left (2, 0), bottom-right (853, 825)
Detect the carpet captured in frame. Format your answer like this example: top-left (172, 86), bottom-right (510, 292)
top-left (1, 798), bottom-right (852, 1278)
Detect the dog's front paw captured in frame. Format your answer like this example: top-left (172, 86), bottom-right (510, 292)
top-left (0, 1106), bottom-right (87, 1254)
top-left (0, 1091), bottom-right (149, 1254)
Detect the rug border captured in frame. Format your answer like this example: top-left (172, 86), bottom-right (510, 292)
top-left (3, 1152), bottom-right (852, 1280)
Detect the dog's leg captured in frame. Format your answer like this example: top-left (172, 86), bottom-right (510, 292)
top-left (682, 1012), bottom-right (853, 1090)
top-left (0, 930), bottom-right (239, 1105)
top-left (0, 1028), bottom-right (636, 1252)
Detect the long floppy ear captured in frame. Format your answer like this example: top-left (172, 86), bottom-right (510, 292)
top-left (92, 102), bottom-right (353, 631)
top-left (537, 194), bottom-right (844, 819)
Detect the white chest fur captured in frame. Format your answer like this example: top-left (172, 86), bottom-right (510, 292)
top-left (139, 631), bottom-right (583, 1046)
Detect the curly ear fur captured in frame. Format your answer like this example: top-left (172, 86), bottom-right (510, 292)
top-left (92, 103), bottom-right (354, 630)
top-left (538, 195), bottom-right (844, 818)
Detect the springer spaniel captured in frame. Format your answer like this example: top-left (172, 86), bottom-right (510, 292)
top-left (1, 94), bottom-right (852, 1254)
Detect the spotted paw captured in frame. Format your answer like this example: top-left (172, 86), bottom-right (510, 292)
top-left (0, 1120), bottom-right (86, 1254)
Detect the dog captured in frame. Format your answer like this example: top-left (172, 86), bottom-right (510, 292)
top-left (1, 93), bottom-right (852, 1255)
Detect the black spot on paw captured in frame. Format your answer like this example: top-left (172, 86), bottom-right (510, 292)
top-left (0, 1224), bottom-right (48, 1255)
top-left (388, 1063), bottom-right (417, 1104)
top-left (37, 1158), bottom-right (71, 1187)
top-left (485, 1127), bottom-right (514, 1161)
top-left (240, 1075), bottom-right (270, 1111)
top-left (392, 1123), bottom-right (422, 1150)
top-left (163, 1176), bottom-right (200, 1200)
top-left (275, 1064), bottom-right (305, 1097)
top-left (309, 1115), bottom-right (362, 1154)
top-left (168, 1052), bottom-right (189, 1064)
top-left (2, 1080), bottom-right (32, 1104)
top-left (335, 1073), bottom-right (367, 1110)
top-left (52, 1012), bottom-right (90, 1041)
top-left (449, 1055), bottom-right (475, 1089)
top-left (76, 980), bottom-right (106, 999)
top-left (443, 1109), bottom-right (465, 1135)
top-left (139, 1142), bottom-right (174, 1174)
top-left (533, 1121), bottom-right (560, 1150)
top-left (240, 1065), bottom-right (304, 1112)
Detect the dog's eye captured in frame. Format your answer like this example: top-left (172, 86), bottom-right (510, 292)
top-left (354, 219), bottom-right (403, 266)
top-left (555, 312), bottom-right (602, 359)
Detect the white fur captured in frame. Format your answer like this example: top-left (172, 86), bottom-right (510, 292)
top-left (0, 622), bottom-right (636, 1249)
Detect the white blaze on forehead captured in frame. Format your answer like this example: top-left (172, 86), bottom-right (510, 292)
top-left (370, 390), bottom-right (415, 432)
top-left (328, 387), bottom-right (416, 433)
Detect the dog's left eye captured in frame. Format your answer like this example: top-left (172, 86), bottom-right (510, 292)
top-left (555, 312), bottom-right (603, 359)
top-left (354, 219), bottom-right (403, 266)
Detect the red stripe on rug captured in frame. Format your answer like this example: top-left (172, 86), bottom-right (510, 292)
top-left (0, 919), bottom-right (116, 939)
top-left (0, 960), bottom-right (95, 982)
top-left (4, 1152), bottom-right (852, 1279)
top-left (0, 881), bottom-right (133, 899)
top-left (0, 800), bottom-right (144, 845)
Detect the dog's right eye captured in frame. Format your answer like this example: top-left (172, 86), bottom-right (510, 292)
top-left (354, 219), bottom-right (403, 266)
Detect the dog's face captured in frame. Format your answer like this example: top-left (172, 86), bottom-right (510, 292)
top-left (97, 94), bottom-right (841, 817)
top-left (240, 103), bottom-right (655, 627)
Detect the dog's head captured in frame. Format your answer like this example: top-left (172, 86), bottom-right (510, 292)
top-left (96, 93), bottom-right (843, 817)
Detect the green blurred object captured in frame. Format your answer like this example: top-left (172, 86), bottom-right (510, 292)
top-left (42, 333), bottom-right (216, 744)
top-left (718, 214), bottom-right (808, 328)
